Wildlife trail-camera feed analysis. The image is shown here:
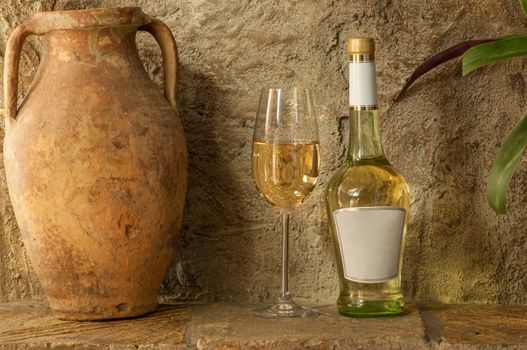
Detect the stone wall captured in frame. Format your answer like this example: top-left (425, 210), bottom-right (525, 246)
top-left (1, 0), bottom-right (526, 305)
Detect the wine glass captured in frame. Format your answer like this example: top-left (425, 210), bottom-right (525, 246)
top-left (251, 87), bottom-right (320, 318)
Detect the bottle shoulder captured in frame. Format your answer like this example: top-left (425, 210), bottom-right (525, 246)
top-left (327, 158), bottom-right (408, 186)
top-left (326, 159), bottom-right (410, 211)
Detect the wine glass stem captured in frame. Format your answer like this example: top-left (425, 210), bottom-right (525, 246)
top-left (280, 211), bottom-right (290, 299)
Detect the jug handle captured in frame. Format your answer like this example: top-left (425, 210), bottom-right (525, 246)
top-left (139, 18), bottom-right (179, 111)
top-left (4, 20), bottom-right (38, 121)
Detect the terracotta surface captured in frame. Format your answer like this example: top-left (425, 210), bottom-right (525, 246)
top-left (2, 7), bottom-right (187, 320)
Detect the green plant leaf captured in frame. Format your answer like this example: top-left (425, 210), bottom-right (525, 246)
top-left (486, 115), bottom-right (527, 214)
top-left (520, 0), bottom-right (527, 18)
top-left (462, 35), bottom-right (527, 75)
top-left (394, 40), bottom-right (494, 101)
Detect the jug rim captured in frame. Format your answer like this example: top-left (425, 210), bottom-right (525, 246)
top-left (31, 6), bottom-right (150, 31)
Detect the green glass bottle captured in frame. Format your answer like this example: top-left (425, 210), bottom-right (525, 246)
top-left (325, 37), bottom-right (410, 317)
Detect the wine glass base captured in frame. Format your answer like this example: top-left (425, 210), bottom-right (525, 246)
top-left (252, 295), bottom-right (319, 318)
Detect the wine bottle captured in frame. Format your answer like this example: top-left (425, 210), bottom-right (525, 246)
top-left (325, 37), bottom-right (410, 317)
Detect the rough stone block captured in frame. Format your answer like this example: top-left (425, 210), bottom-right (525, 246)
top-left (421, 304), bottom-right (527, 349)
top-left (187, 303), bottom-right (429, 350)
top-left (0, 302), bottom-right (189, 349)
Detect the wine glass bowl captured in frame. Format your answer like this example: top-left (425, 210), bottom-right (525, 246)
top-left (251, 87), bottom-right (320, 318)
top-left (252, 140), bottom-right (320, 210)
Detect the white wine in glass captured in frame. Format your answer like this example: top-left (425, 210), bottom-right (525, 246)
top-left (251, 87), bottom-right (320, 318)
top-left (252, 141), bottom-right (320, 209)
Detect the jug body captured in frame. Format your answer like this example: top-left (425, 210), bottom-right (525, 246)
top-left (3, 7), bottom-right (187, 320)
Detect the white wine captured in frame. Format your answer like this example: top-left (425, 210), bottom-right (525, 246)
top-left (252, 140), bottom-right (320, 210)
top-left (325, 37), bottom-right (410, 317)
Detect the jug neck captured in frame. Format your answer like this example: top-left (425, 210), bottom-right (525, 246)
top-left (42, 27), bottom-right (140, 66)
top-left (30, 7), bottom-right (150, 68)
top-left (31, 7), bottom-right (149, 31)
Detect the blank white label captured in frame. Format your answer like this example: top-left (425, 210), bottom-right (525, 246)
top-left (333, 207), bottom-right (405, 283)
top-left (349, 62), bottom-right (378, 106)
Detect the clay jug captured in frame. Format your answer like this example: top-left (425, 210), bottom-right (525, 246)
top-left (3, 7), bottom-right (187, 320)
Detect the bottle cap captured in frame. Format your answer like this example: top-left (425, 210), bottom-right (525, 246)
top-left (347, 37), bottom-right (375, 55)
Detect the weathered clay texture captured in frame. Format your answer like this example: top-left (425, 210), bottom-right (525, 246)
top-left (1, 0), bottom-right (527, 305)
top-left (2, 7), bottom-right (187, 320)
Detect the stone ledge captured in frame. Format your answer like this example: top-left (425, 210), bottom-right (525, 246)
top-left (0, 302), bottom-right (189, 350)
top-left (0, 302), bottom-right (526, 349)
top-left (188, 303), bottom-right (427, 350)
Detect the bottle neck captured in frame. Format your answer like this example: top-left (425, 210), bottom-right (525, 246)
top-left (347, 55), bottom-right (385, 162)
top-left (347, 107), bottom-right (385, 161)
